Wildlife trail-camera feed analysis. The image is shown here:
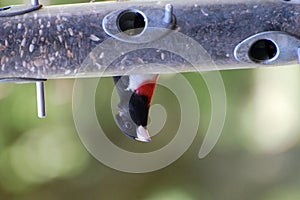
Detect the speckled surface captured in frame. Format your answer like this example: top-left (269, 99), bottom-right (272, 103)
top-left (0, 0), bottom-right (299, 78)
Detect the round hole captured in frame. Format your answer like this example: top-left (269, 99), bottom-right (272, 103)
top-left (248, 39), bottom-right (278, 63)
top-left (0, 6), bottom-right (11, 11)
top-left (117, 10), bottom-right (147, 36)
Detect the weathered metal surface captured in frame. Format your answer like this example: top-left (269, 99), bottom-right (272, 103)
top-left (0, 0), bottom-right (299, 79)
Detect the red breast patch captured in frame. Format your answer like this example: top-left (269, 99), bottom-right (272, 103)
top-left (136, 83), bottom-right (157, 106)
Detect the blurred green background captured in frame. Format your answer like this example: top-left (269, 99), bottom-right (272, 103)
top-left (1, 0), bottom-right (300, 200)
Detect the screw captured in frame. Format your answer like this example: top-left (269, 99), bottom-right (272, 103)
top-left (36, 81), bottom-right (46, 118)
top-left (163, 4), bottom-right (173, 24)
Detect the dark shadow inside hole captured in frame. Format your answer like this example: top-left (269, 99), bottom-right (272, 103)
top-left (248, 39), bottom-right (278, 63)
top-left (117, 10), bottom-right (146, 36)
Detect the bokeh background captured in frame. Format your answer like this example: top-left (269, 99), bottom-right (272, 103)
top-left (1, 0), bottom-right (300, 199)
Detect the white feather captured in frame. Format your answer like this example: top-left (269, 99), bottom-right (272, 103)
top-left (127, 74), bottom-right (158, 91)
top-left (135, 126), bottom-right (151, 142)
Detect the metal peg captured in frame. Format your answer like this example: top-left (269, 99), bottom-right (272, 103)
top-left (31, 0), bottom-right (39, 6)
top-left (32, 0), bottom-right (45, 118)
top-left (36, 81), bottom-right (46, 118)
top-left (163, 4), bottom-right (173, 24)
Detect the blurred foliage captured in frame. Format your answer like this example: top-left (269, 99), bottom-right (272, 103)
top-left (1, 0), bottom-right (300, 200)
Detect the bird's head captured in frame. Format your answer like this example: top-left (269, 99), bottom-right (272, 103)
top-left (113, 75), bottom-right (158, 142)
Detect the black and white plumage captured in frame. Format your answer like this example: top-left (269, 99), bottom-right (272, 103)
top-left (113, 74), bottom-right (158, 142)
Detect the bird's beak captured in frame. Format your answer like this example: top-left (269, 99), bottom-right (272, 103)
top-left (135, 126), bottom-right (151, 142)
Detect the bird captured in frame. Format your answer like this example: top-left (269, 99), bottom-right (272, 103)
top-left (113, 74), bottom-right (158, 142)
